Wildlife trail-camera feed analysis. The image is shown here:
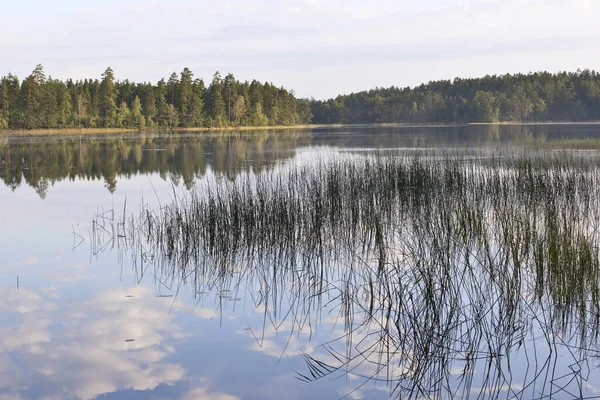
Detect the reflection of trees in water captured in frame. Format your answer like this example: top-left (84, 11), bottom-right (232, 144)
top-left (89, 149), bottom-right (600, 398)
top-left (4, 124), bottom-right (600, 198)
top-left (0, 131), bottom-right (311, 197)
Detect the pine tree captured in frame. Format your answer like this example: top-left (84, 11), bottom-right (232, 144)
top-left (155, 79), bottom-right (169, 127)
top-left (190, 78), bottom-right (205, 126)
top-left (207, 72), bottom-right (226, 126)
top-left (179, 67), bottom-right (194, 127)
top-left (98, 67), bottom-right (118, 127)
top-left (167, 72), bottom-right (179, 107)
top-left (0, 78), bottom-right (10, 129)
top-left (223, 73), bottom-right (236, 123)
top-left (22, 64), bottom-right (46, 128)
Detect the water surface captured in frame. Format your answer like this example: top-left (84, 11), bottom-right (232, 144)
top-left (2, 124), bottom-right (600, 399)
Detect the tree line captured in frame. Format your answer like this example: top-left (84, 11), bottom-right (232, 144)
top-left (0, 65), bottom-right (312, 130)
top-left (2, 67), bottom-right (600, 130)
top-left (311, 70), bottom-right (600, 124)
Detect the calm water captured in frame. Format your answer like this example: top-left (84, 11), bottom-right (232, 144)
top-left (2, 124), bottom-right (600, 400)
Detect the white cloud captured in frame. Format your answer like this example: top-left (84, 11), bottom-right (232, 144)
top-left (0, 0), bottom-right (598, 99)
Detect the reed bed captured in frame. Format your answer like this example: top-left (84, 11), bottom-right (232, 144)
top-left (92, 148), bottom-right (600, 398)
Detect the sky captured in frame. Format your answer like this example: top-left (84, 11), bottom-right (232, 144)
top-left (1, 0), bottom-right (599, 99)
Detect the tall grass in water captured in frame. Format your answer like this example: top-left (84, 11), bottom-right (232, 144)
top-left (94, 148), bottom-right (600, 398)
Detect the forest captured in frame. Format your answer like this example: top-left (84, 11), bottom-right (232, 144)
top-left (311, 69), bottom-right (600, 124)
top-left (2, 66), bottom-right (600, 130)
top-left (0, 65), bottom-right (312, 130)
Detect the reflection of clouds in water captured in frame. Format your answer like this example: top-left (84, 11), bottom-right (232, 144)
top-left (0, 286), bottom-right (195, 400)
top-left (239, 314), bottom-right (339, 359)
top-left (45, 263), bottom-right (97, 285)
top-left (1, 288), bottom-right (57, 314)
top-left (240, 312), bottom-right (410, 398)
top-left (176, 378), bottom-right (240, 400)
top-left (23, 257), bottom-right (41, 265)
top-left (177, 387), bottom-right (238, 400)
top-left (249, 335), bottom-right (316, 359)
top-left (8, 258), bottom-right (97, 299)
top-left (190, 303), bottom-right (240, 321)
top-left (469, 384), bottom-right (523, 395)
top-left (336, 386), bottom-right (391, 400)
top-left (240, 310), bottom-right (332, 357)
top-left (585, 382), bottom-right (600, 394)
top-left (0, 395), bottom-right (25, 400)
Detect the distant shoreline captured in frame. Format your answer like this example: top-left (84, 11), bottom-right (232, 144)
top-left (2, 121), bottom-right (600, 136)
top-left (0, 124), bottom-right (328, 136)
top-left (469, 121), bottom-right (600, 126)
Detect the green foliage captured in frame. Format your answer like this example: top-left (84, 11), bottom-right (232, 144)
top-left (0, 66), bottom-right (310, 130)
top-left (472, 91), bottom-right (499, 122)
top-left (116, 101), bottom-right (130, 128)
top-left (311, 69), bottom-right (600, 124)
top-left (99, 67), bottom-right (118, 127)
top-left (251, 103), bottom-right (268, 126)
top-left (129, 95), bottom-right (145, 129)
top-left (155, 79), bottom-right (169, 128)
top-left (190, 78), bottom-right (205, 127)
top-left (223, 73), bottom-right (236, 123)
top-left (10, 66), bottom-right (599, 130)
top-left (167, 104), bottom-right (179, 128)
top-left (232, 95), bottom-right (246, 124)
top-left (206, 72), bottom-right (226, 126)
top-left (21, 64), bottom-right (48, 129)
top-left (179, 67), bottom-right (194, 127)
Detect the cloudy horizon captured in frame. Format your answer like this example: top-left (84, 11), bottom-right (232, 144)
top-left (2, 0), bottom-right (599, 99)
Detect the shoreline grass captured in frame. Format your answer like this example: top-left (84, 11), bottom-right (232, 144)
top-left (0, 124), bottom-right (331, 136)
top-left (4, 121), bottom-right (600, 136)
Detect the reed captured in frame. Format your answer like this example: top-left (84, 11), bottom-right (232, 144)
top-left (90, 148), bottom-right (600, 398)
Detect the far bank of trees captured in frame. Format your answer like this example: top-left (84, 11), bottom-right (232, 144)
top-left (0, 65), bottom-right (312, 130)
top-left (2, 67), bottom-right (600, 130)
top-left (311, 70), bottom-right (600, 124)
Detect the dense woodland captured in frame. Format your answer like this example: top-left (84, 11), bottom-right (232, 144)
top-left (311, 70), bottom-right (600, 124)
top-left (2, 66), bottom-right (600, 130)
top-left (0, 65), bottom-right (312, 130)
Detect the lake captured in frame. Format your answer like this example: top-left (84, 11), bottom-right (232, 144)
top-left (2, 124), bottom-right (600, 399)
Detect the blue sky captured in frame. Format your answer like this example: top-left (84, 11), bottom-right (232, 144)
top-left (1, 0), bottom-right (599, 99)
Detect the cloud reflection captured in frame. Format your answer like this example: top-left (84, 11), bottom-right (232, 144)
top-left (176, 378), bottom-right (240, 400)
top-left (0, 286), bottom-right (234, 400)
